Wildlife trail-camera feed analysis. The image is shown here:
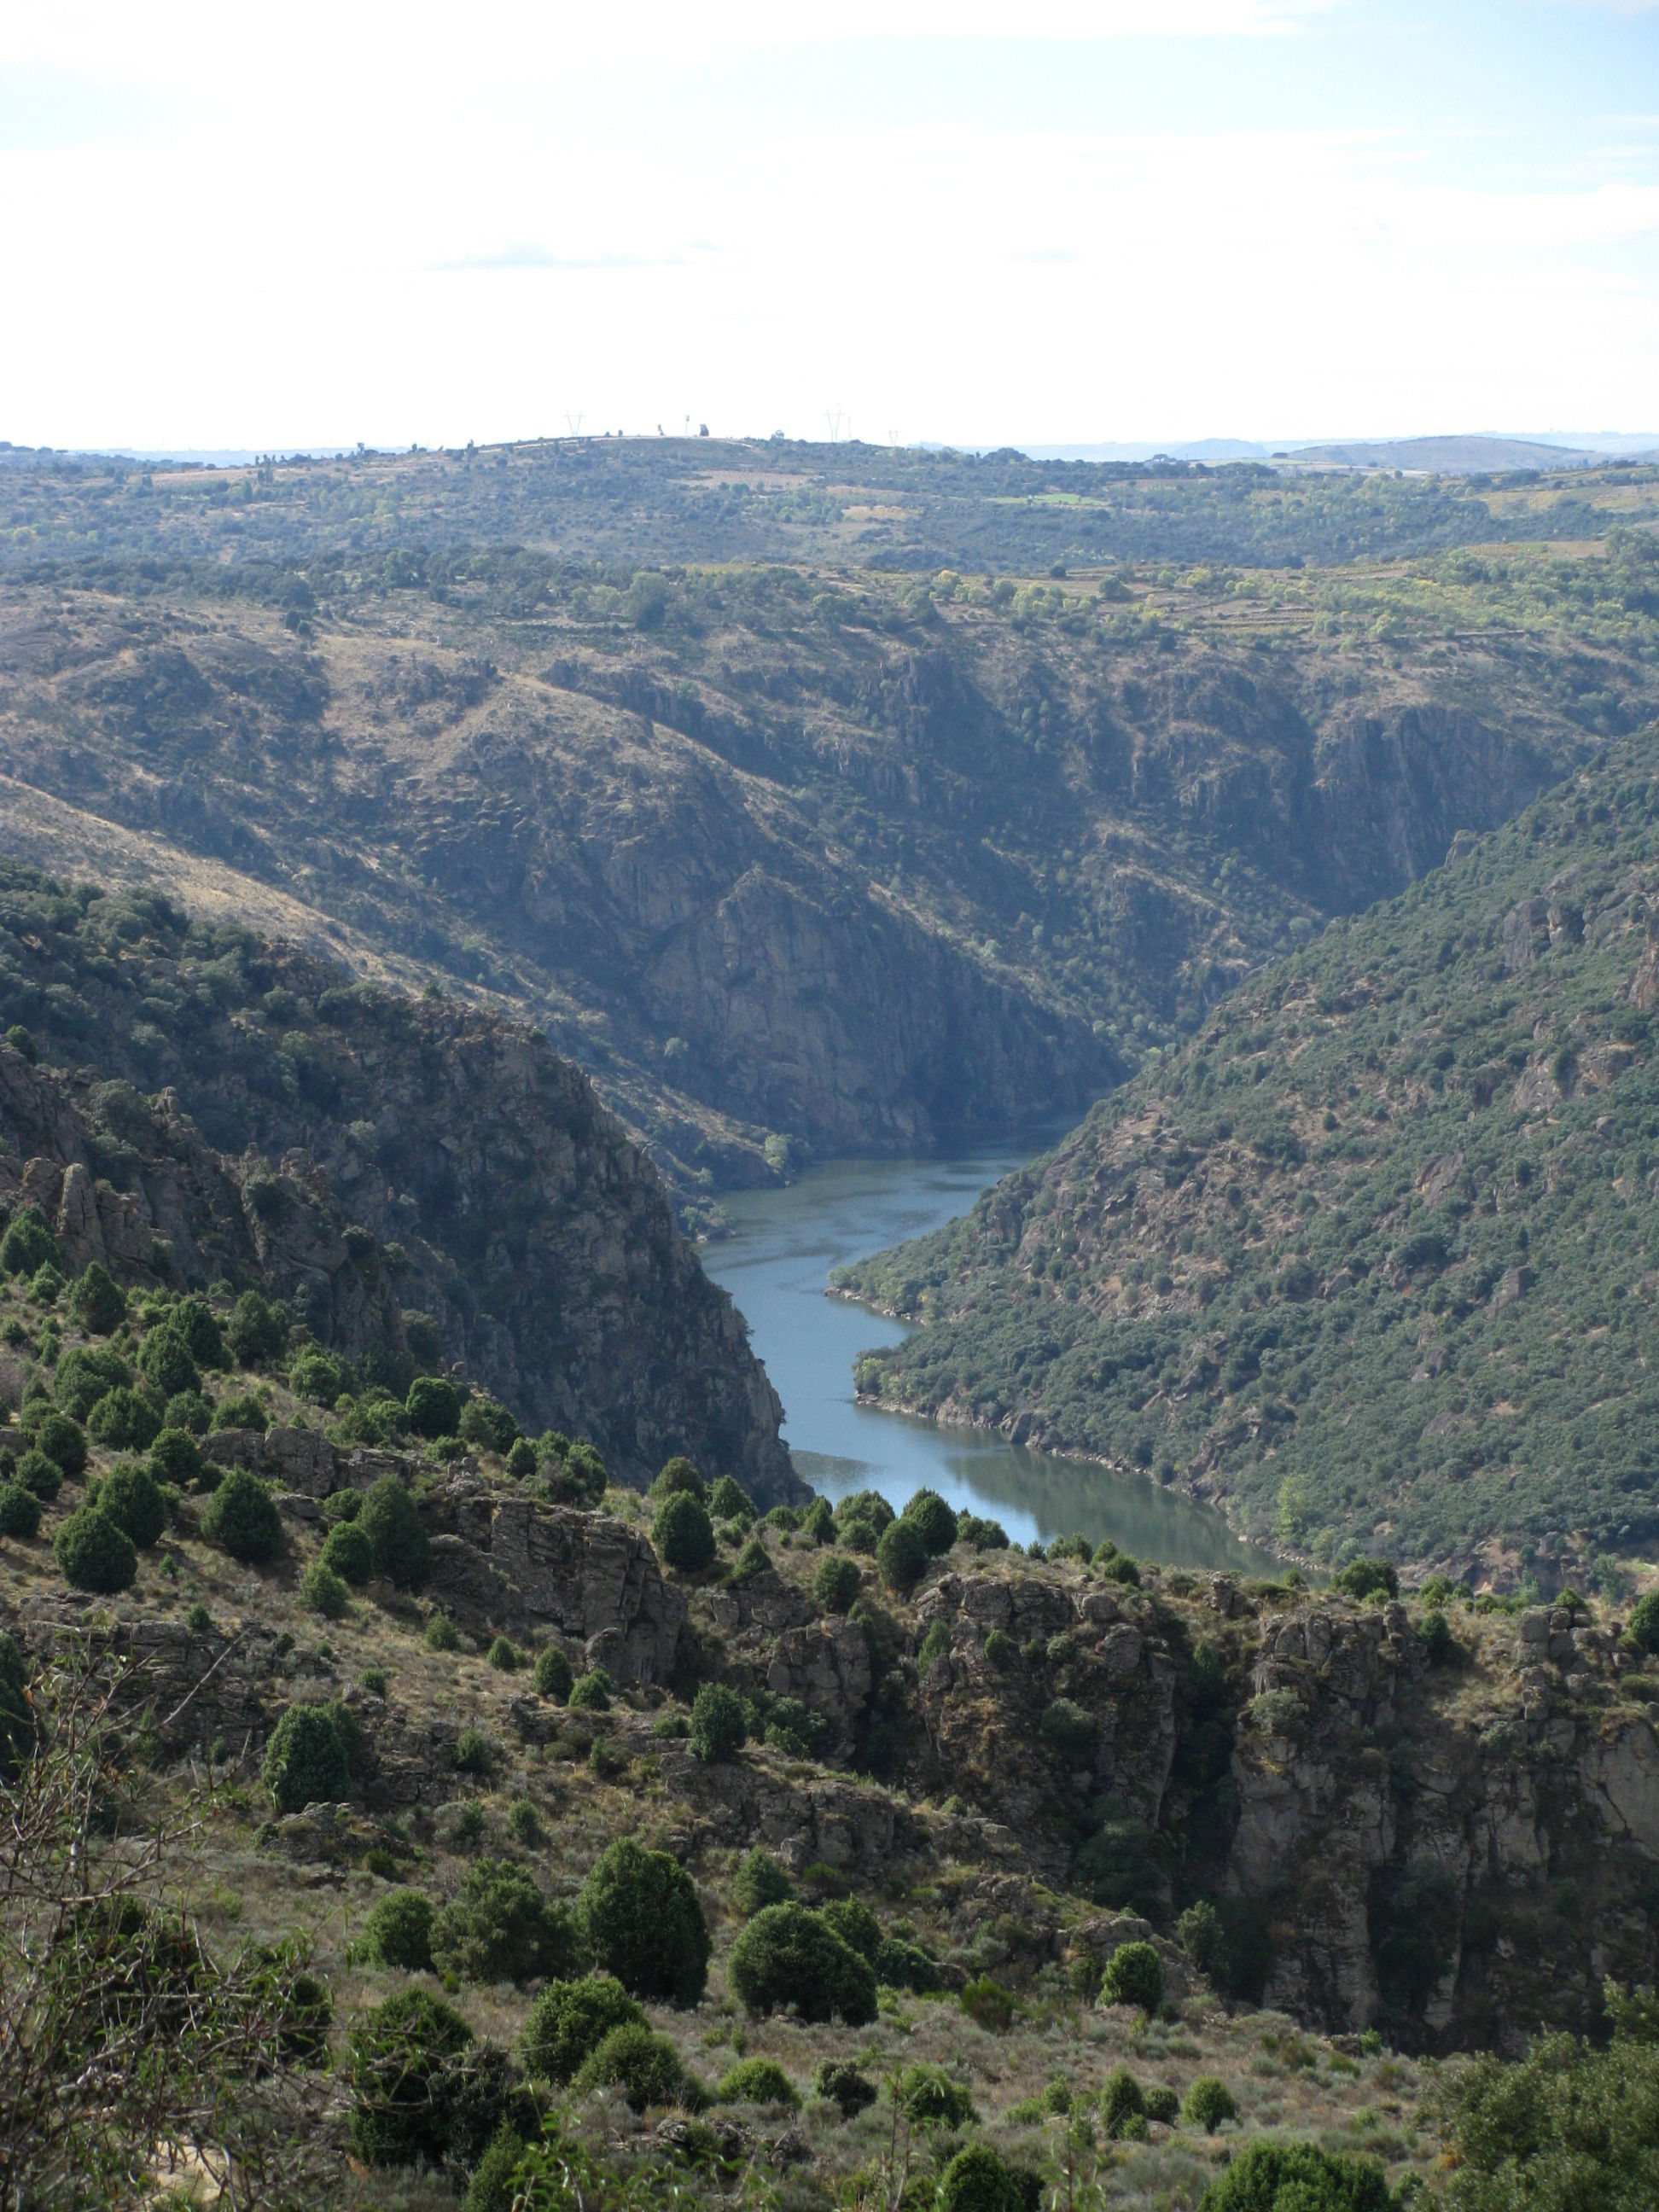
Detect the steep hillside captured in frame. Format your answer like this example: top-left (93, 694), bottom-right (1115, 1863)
top-left (841, 718), bottom-right (1659, 1587)
top-left (4, 530), bottom-right (1656, 1193)
top-left (0, 865), bottom-right (795, 1499)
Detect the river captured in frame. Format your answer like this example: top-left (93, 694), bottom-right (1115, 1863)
top-left (702, 1144), bottom-right (1284, 1574)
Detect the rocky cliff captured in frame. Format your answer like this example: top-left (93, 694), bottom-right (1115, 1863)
top-left (0, 864), bottom-right (797, 1499)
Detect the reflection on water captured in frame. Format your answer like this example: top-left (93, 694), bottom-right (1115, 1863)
top-left (703, 1146), bottom-right (1283, 1575)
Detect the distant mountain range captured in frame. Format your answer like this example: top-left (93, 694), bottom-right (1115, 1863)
top-left (1015, 433), bottom-right (1659, 472)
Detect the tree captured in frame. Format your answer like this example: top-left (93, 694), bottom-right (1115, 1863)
top-left (52, 1344), bottom-right (132, 1421)
top-left (360, 1888), bottom-right (436, 1972)
top-left (579, 1838), bottom-right (709, 2005)
top-left (320, 1520), bottom-right (374, 1585)
top-left (813, 1553), bottom-right (861, 1611)
top-left (819, 1895), bottom-right (881, 1962)
top-left (572, 2023), bottom-right (684, 2111)
top-left (1178, 1900), bottom-right (1230, 1986)
top-left (1100, 1941), bottom-right (1163, 2016)
top-left (30, 1413), bottom-right (85, 1478)
top-left (903, 1487), bottom-right (958, 1556)
top-left (149, 1426), bottom-right (203, 1487)
top-left (1627, 1593), bottom-right (1659, 1654)
top-left (0, 1484), bottom-right (40, 1540)
top-left (96, 1461), bottom-right (166, 1548)
top-left (67, 1264), bottom-right (125, 1336)
top-left (707, 1475), bottom-right (754, 1522)
top-left (87, 1388), bottom-right (161, 1452)
top-left (728, 1902), bottom-right (877, 2024)
top-left (733, 1847), bottom-right (794, 1916)
top-left (347, 1988), bottom-right (527, 2171)
top-left (689, 1681), bottom-right (746, 1762)
top-left (938, 2144), bottom-right (1035, 2212)
top-left (16, 1451), bottom-right (62, 1504)
top-left (1100, 2066), bottom-right (1145, 2139)
top-left (876, 1516), bottom-right (927, 1592)
top-left (531, 1644), bottom-right (573, 1701)
top-left (225, 1290), bottom-right (288, 1368)
top-left (261, 1704), bottom-right (352, 1814)
top-left (459, 1396), bottom-right (517, 1455)
top-left (430, 1860), bottom-right (585, 1987)
top-left (812, 2060), bottom-right (876, 2117)
top-left (359, 1474), bottom-right (431, 1587)
top-left (892, 2064), bottom-right (977, 2128)
top-left (652, 1490), bottom-right (714, 1573)
top-left (405, 1376), bottom-right (462, 1441)
top-left (0, 1206), bottom-right (57, 1278)
top-left (716, 2058), bottom-right (798, 2108)
top-left (136, 1327), bottom-right (199, 1402)
top-left (53, 1508), bottom-right (137, 1594)
top-left (201, 1469), bottom-right (283, 1564)
top-left (650, 1455), bottom-right (706, 1502)
top-left (1333, 1557), bottom-right (1399, 1602)
top-left (1182, 2076), bottom-right (1237, 2133)
top-left (1196, 2140), bottom-right (1394, 2210)
top-left (520, 1973), bottom-right (645, 2085)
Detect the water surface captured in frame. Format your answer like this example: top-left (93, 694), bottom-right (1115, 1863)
top-left (704, 1146), bottom-right (1283, 1574)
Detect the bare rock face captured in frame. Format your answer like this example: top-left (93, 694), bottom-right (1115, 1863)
top-left (426, 1486), bottom-right (687, 1686)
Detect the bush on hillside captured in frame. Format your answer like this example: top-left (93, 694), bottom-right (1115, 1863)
top-left (261, 1703), bottom-right (352, 1814)
top-left (903, 1487), bottom-right (958, 1556)
top-left (650, 1455), bottom-right (706, 1502)
top-left (54, 1507), bottom-right (137, 1594)
top-left (813, 1553), bottom-right (861, 1611)
top-left (1196, 2140), bottom-right (1394, 2211)
top-left (360, 1474), bottom-right (432, 1587)
top-left (225, 1290), bottom-right (288, 1368)
top-left (819, 1895), bottom-right (881, 1962)
top-left (0, 1483), bottom-right (41, 1540)
top-left (733, 1847), bottom-right (795, 1917)
top-left (520, 1974), bottom-right (645, 2086)
top-left (320, 1519), bottom-right (374, 1585)
top-left (300, 1562), bottom-right (349, 1617)
top-left (937, 2145), bottom-right (1039, 2212)
top-left (68, 1262), bottom-right (125, 1335)
top-left (833, 1488), bottom-right (894, 1553)
top-left (1101, 1941), bottom-right (1163, 2016)
top-left (652, 1490), bottom-right (714, 1573)
top-left (579, 1838), bottom-right (710, 2005)
top-left (893, 2064), bottom-right (977, 2128)
top-left (201, 1469), bottom-right (282, 1563)
top-left (1627, 1592), bottom-right (1659, 1654)
top-left (812, 2060), bottom-right (877, 2118)
top-left (531, 1643), bottom-right (573, 1701)
top-left (405, 1376), bottom-right (461, 1441)
top-left (707, 1474), bottom-right (754, 1522)
top-left (0, 1206), bottom-right (57, 1278)
top-left (876, 1516), bottom-right (927, 1592)
top-left (288, 1349), bottom-right (348, 1405)
top-left (728, 1903), bottom-right (877, 2024)
top-left (1334, 1557), bottom-right (1400, 1603)
top-left (87, 1387), bottom-right (161, 1452)
top-left (30, 1412), bottom-right (85, 1477)
top-left (459, 1395), bottom-right (517, 1455)
top-left (689, 1681), bottom-right (746, 1763)
top-left (15, 1449), bottom-right (61, 1505)
top-left (347, 1988), bottom-right (527, 2171)
top-left (571, 2023), bottom-right (684, 2112)
top-left (1100, 2066), bottom-right (1146, 2139)
top-left (96, 1460), bottom-right (166, 1548)
top-left (149, 1427), bottom-right (202, 1487)
top-left (960, 1975), bottom-right (1017, 2031)
top-left (486, 1636), bottom-right (518, 1672)
top-left (137, 1327), bottom-right (199, 1403)
top-left (568, 1667), bottom-right (611, 1712)
top-left (716, 2058), bottom-right (798, 2109)
top-left (1181, 2075), bottom-right (1237, 2133)
top-left (171, 1291), bottom-right (225, 1367)
top-left (430, 1859), bottom-right (585, 1987)
top-left (54, 1342), bottom-right (132, 1420)
top-left (360, 1887), bottom-right (436, 1972)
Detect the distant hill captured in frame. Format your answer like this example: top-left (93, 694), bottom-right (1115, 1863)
top-left (1285, 435), bottom-right (1597, 474)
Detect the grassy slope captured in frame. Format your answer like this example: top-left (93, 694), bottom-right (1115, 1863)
top-left (841, 710), bottom-right (1659, 1586)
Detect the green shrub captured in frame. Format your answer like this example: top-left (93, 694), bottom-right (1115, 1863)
top-left (716, 2058), bottom-right (798, 2109)
top-left (148, 1427), bottom-right (202, 1487)
top-left (54, 1507), bottom-right (137, 1593)
top-left (1177, 1900), bottom-right (1230, 1986)
top-left (87, 1387), bottom-right (161, 1452)
top-left (507, 1796), bottom-right (541, 1846)
top-left (542, 1439), bottom-right (608, 1509)
top-left (1101, 1552), bottom-right (1142, 1586)
top-left (30, 1411), bottom-right (85, 1476)
top-left (572, 2023), bottom-right (684, 2111)
top-left (799, 1496), bottom-right (835, 1544)
top-left (454, 1729), bottom-right (494, 1778)
top-left (320, 1519), bottom-right (374, 1585)
top-left (1039, 1697), bottom-right (1096, 1757)
top-left (2, 1025), bottom-right (34, 1063)
top-left (261, 1703), bottom-right (352, 1813)
top-left (486, 1635), bottom-right (519, 1672)
top-left (464, 2122), bottom-right (527, 2212)
top-left (0, 1483), bottom-right (41, 1539)
top-left (531, 1643), bottom-right (573, 1702)
top-left (288, 1349), bottom-right (348, 1405)
top-left (300, 1562), bottom-right (350, 1618)
top-left (812, 2060), bottom-right (876, 2118)
top-left (937, 2145), bottom-right (1034, 2212)
top-left (16, 1448), bottom-right (61, 1503)
top-left (360, 1887), bottom-right (436, 1972)
top-left (960, 1974), bottom-right (1016, 2030)
top-left (1628, 1593), bottom-right (1659, 1654)
top-left (832, 1489), bottom-right (894, 1551)
top-left (0, 1630), bottom-right (36, 1779)
top-left (984, 1627), bottom-right (1014, 1669)
top-left (653, 1490), bottom-right (714, 1573)
top-left (689, 1681), bottom-right (746, 1763)
top-left (1196, 2140), bottom-right (1393, 2210)
top-left (0, 1206), bottom-right (58, 1278)
top-left (360, 1474), bottom-right (431, 1587)
top-left (504, 1437), bottom-right (537, 1478)
top-left (733, 1847), bottom-right (794, 1917)
top-left (212, 1392), bottom-right (270, 1433)
top-left (1100, 1941), bottom-right (1163, 2016)
top-left (728, 1902), bottom-right (876, 2024)
top-left (568, 1667), bottom-right (611, 1712)
top-left (876, 1516), bottom-right (928, 1592)
top-left (707, 1475), bottom-right (754, 1522)
top-left (1100, 2066), bottom-right (1146, 2139)
top-left (405, 1375), bottom-right (462, 1441)
top-left (1181, 2075), bottom-right (1237, 2133)
top-left (137, 1327), bottom-right (199, 1403)
top-left (424, 1611), bottom-right (460, 1652)
top-left (902, 1487), bottom-right (958, 1556)
top-left (431, 1858), bottom-right (585, 1985)
top-left (1334, 1557), bottom-right (1400, 1603)
top-left (1144, 2083), bottom-right (1180, 2124)
top-left (729, 1537), bottom-right (768, 1582)
top-left (892, 2064), bottom-right (977, 2128)
top-left (323, 1487), bottom-right (363, 1522)
top-left (224, 1290), bottom-right (288, 1368)
top-left (171, 1293), bottom-right (226, 1369)
top-left (68, 1263), bottom-right (125, 1336)
top-left (813, 1553), bottom-right (861, 1612)
top-left (819, 1895), bottom-right (881, 1961)
top-left (579, 1837), bottom-right (710, 2005)
top-left (347, 1988), bottom-right (524, 2169)
top-left (201, 1468), bottom-right (282, 1563)
top-left (165, 1390), bottom-right (213, 1437)
top-left (520, 1974), bottom-right (645, 2085)
top-left (54, 1342), bottom-right (133, 1420)
top-left (459, 1396), bottom-right (517, 1455)
top-left (650, 1455), bottom-right (706, 1503)
top-left (877, 1936), bottom-right (943, 1992)
top-left (97, 1460), bottom-right (166, 1547)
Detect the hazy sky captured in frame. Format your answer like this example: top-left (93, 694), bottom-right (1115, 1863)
top-left (3, 0), bottom-right (1656, 451)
